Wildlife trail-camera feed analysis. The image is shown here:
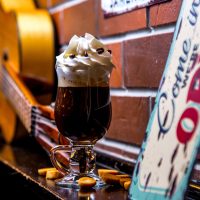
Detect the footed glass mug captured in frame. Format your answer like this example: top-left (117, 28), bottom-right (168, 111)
top-left (50, 61), bottom-right (112, 188)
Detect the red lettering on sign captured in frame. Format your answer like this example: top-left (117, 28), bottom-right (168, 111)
top-left (177, 107), bottom-right (198, 144)
top-left (187, 68), bottom-right (200, 104)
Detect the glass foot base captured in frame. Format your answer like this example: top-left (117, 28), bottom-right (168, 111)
top-left (55, 173), bottom-right (106, 189)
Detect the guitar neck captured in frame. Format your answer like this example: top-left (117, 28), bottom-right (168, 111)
top-left (0, 61), bottom-right (70, 166)
top-left (0, 62), bottom-right (37, 132)
top-left (0, 61), bottom-right (69, 145)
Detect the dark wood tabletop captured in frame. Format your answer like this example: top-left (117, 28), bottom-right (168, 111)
top-left (0, 137), bottom-right (129, 200)
top-left (0, 137), bottom-right (199, 199)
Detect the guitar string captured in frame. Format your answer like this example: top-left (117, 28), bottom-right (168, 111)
top-left (0, 73), bottom-right (50, 137)
top-left (2, 80), bottom-right (31, 132)
top-left (1, 68), bottom-right (32, 132)
top-left (0, 69), bottom-right (65, 145)
top-left (31, 111), bottom-right (61, 144)
top-left (0, 74), bottom-right (59, 140)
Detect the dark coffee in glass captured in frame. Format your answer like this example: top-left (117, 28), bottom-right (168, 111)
top-left (55, 86), bottom-right (112, 144)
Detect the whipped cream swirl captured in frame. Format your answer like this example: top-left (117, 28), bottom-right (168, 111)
top-left (56, 33), bottom-right (114, 87)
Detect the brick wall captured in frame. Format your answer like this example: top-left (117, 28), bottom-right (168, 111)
top-left (35, 0), bottom-right (182, 145)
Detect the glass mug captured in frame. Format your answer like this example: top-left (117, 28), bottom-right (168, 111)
top-left (50, 62), bottom-right (112, 188)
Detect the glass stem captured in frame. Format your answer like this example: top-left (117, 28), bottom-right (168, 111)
top-left (70, 145), bottom-right (96, 176)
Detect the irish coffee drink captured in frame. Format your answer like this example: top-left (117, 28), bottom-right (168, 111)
top-left (51, 33), bottom-right (115, 188)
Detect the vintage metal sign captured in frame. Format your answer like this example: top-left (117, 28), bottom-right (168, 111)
top-left (101, 0), bottom-right (170, 17)
top-left (130, 0), bottom-right (200, 199)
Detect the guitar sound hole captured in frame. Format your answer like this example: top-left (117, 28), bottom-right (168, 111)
top-left (2, 51), bottom-right (9, 61)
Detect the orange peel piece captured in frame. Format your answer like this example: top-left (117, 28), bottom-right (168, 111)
top-left (98, 169), bottom-right (119, 177)
top-left (38, 167), bottom-right (56, 176)
top-left (119, 178), bottom-right (131, 187)
top-left (78, 177), bottom-right (96, 189)
top-left (46, 169), bottom-right (63, 180)
top-left (124, 181), bottom-right (131, 190)
top-left (101, 173), bottom-right (121, 185)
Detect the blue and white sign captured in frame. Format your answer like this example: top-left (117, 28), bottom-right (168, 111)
top-left (130, 0), bottom-right (200, 199)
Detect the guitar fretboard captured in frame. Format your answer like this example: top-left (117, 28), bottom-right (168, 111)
top-left (0, 63), bottom-right (65, 144)
top-left (0, 65), bottom-right (32, 132)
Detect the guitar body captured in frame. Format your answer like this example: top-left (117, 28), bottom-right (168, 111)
top-left (0, 0), bottom-right (55, 143)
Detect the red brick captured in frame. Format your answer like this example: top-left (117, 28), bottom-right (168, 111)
top-left (106, 43), bottom-right (123, 88)
top-left (35, 0), bottom-right (65, 8)
top-left (124, 33), bottom-right (173, 88)
top-left (106, 96), bottom-right (149, 145)
top-left (150, 0), bottom-right (182, 27)
top-left (98, 1), bottom-right (147, 37)
top-left (51, 0), bottom-right (96, 45)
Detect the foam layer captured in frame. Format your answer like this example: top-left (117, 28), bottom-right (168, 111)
top-left (56, 33), bottom-right (114, 87)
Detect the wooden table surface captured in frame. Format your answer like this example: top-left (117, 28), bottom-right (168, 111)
top-left (0, 138), bottom-right (129, 200)
top-left (0, 137), bottom-right (199, 199)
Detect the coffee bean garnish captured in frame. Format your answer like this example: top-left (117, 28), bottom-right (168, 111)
top-left (69, 54), bottom-right (75, 59)
top-left (108, 49), bottom-right (112, 54)
top-left (84, 52), bottom-right (88, 57)
top-left (96, 48), bottom-right (104, 54)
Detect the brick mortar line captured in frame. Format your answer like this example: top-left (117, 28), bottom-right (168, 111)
top-left (146, 6), bottom-right (150, 28)
top-left (95, 0), bottom-right (99, 37)
top-left (94, 146), bottom-right (136, 164)
top-left (121, 39), bottom-right (125, 89)
top-left (110, 88), bottom-right (157, 97)
top-left (194, 164), bottom-right (200, 170)
top-left (97, 138), bottom-right (140, 155)
top-left (149, 96), bottom-right (153, 118)
top-left (59, 23), bottom-right (175, 51)
top-left (101, 23), bottom-right (175, 44)
top-left (49, 0), bottom-right (87, 14)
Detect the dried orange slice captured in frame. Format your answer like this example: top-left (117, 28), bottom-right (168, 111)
top-left (78, 177), bottom-right (96, 189)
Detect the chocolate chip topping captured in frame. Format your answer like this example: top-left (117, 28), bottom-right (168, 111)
top-left (69, 54), bottom-right (75, 59)
top-left (84, 52), bottom-right (88, 57)
top-left (96, 48), bottom-right (104, 54)
top-left (108, 49), bottom-right (112, 54)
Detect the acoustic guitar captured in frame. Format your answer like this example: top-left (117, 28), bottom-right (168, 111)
top-left (0, 60), bottom-right (69, 165)
top-left (0, 0), bottom-right (54, 143)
